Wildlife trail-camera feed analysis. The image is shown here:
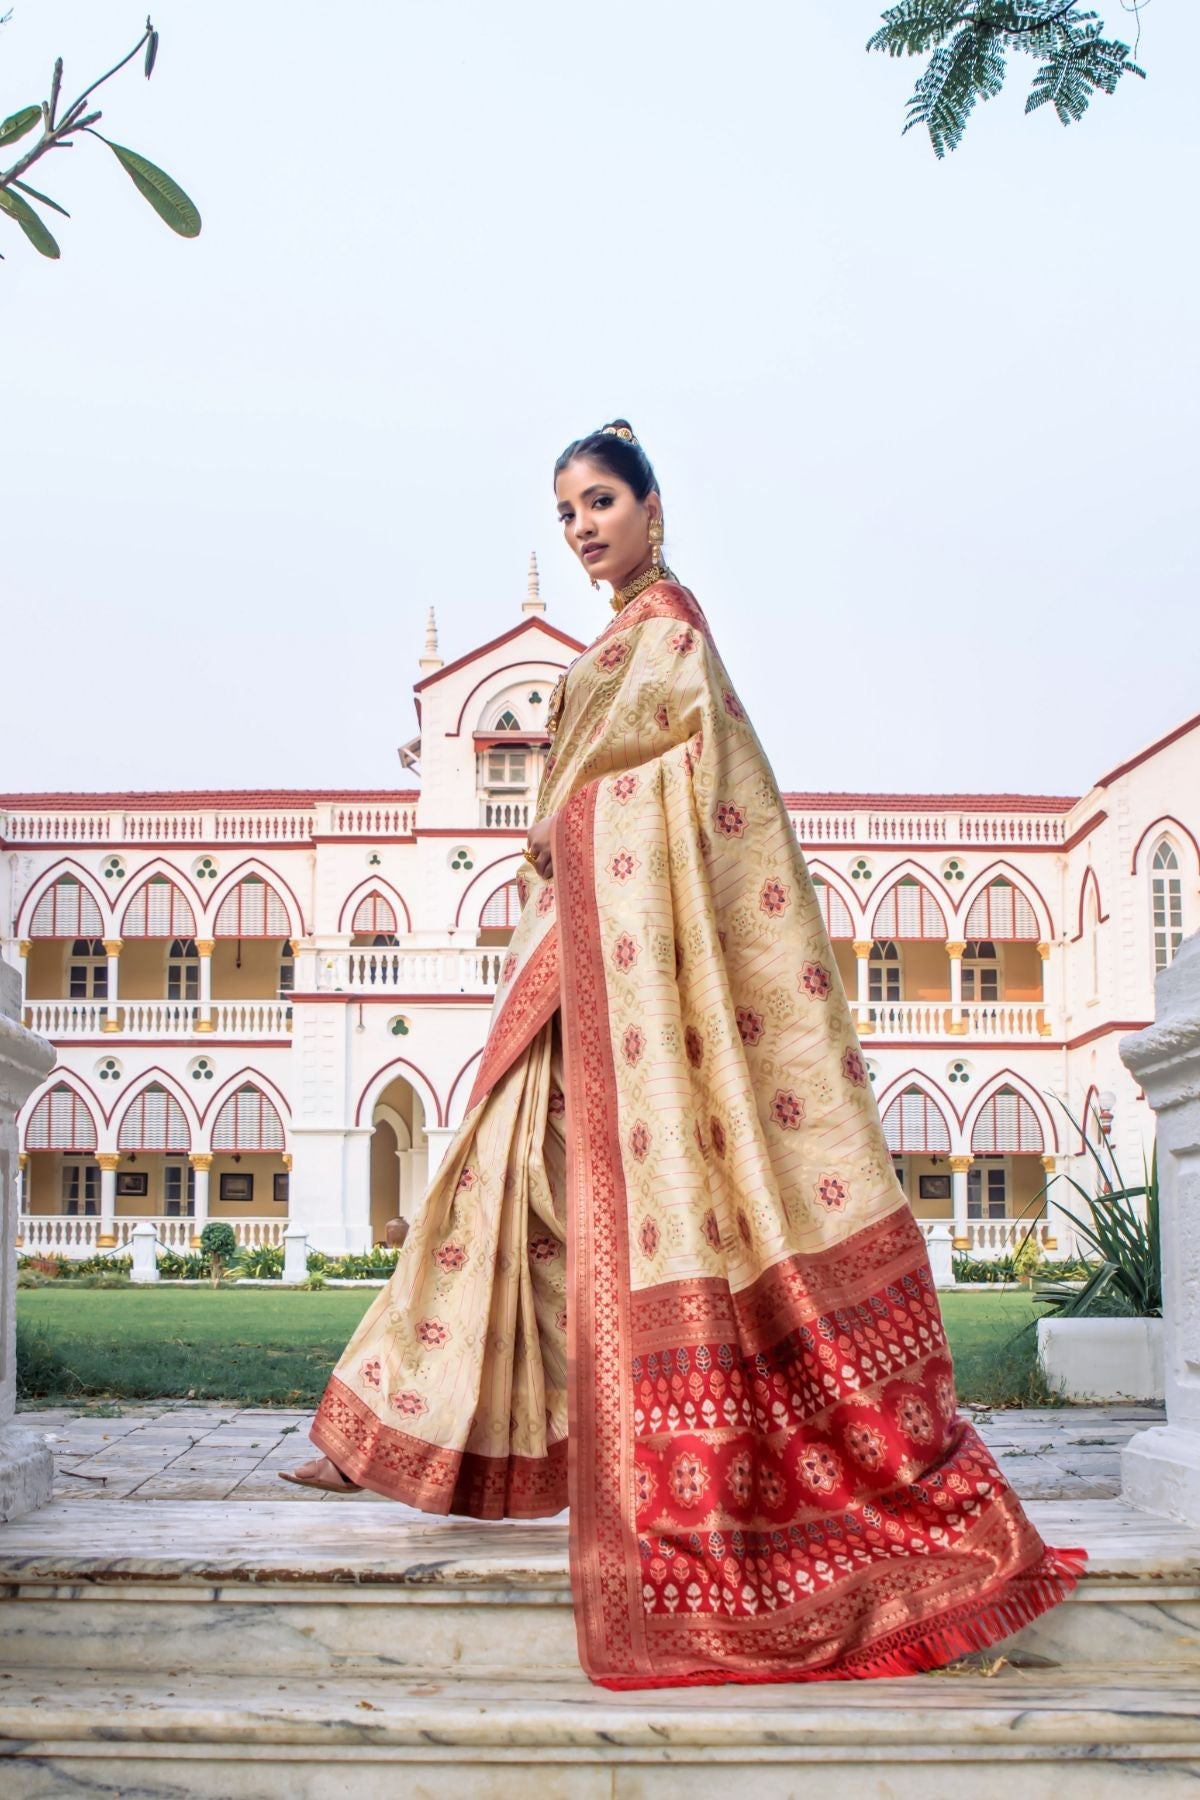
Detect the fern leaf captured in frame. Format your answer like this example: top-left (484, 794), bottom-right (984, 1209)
top-left (903, 24), bottom-right (1008, 157)
top-left (867, 0), bottom-right (964, 58)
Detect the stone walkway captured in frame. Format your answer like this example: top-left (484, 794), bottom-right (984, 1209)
top-left (14, 1402), bottom-right (1166, 1505)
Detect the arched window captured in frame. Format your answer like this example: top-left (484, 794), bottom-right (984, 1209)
top-left (211, 1083), bottom-right (286, 1152)
top-left (68, 939), bottom-right (108, 1000)
top-left (118, 1084), bottom-right (191, 1152)
top-left (167, 938), bottom-right (199, 1001)
top-left (964, 877), bottom-right (1038, 941)
top-left (869, 940), bottom-right (900, 1004)
top-left (1087, 887), bottom-right (1100, 1000)
top-left (122, 876), bottom-right (197, 938)
top-left (31, 876), bottom-right (103, 938)
top-left (871, 878), bottom-right (947, 940)
top-left (350, 892), bottom-right (399, 947)
top-left (214, 875), bottom-right (291, 938)
top-left (24, 1083), bottom-right (98, 1152)
top-left (495, 709), bottom-right (521, 730)
top-left (881, 1086), bottom-right (951, 1155)
top-left (1152, 839), bottom-right (1184, 972)
top-left (970, 1086), bottom-right (1044, 1155)
top-left (811, 875), bottom-right (853, 940)
top-left (479, 881), bottom-right (523, 948)
top-left (962, 939), bottom-right (999, 1004)
top-left (485, 745), bottom-right (528, 791)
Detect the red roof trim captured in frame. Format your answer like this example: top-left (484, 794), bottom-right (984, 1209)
top-left (780, 793), bottom-right (1078, 812)
top-left (0, 789), bottom-right (420, 810)
top-left (1095, 710), bottom-right (1200, 789)
top-left (412, 618), bottom-right (585, 693)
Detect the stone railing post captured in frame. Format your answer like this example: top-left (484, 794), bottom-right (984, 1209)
top-left (129, 1221), bottom-right (160, 1285)
top-left (1120, 929), bottom-right (1200, 1525)
top-left (282, 1226), bottom-right (308, 1285)
top-left (0, 956), bottom-right (55, 1521)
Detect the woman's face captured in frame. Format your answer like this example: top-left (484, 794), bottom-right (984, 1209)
top-left (555, 457), bottom-right (661, 591)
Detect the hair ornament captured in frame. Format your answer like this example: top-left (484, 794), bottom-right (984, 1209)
top-left (602, 423), bottom-right (637, 444)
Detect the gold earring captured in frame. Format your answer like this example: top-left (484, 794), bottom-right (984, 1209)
top-left (648, 519), bottom-right (664, 562)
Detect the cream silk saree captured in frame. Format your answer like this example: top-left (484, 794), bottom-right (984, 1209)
top-left (312, 579), bottom-right (1083, 1688)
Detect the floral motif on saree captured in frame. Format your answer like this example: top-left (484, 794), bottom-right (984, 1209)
top-left (311, 580), bottom-right (1083, 1687)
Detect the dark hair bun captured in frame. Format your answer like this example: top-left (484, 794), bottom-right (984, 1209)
top-left (554, 419), bottom-right (659, 501)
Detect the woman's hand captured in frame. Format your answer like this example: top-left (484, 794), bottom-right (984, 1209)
top-left (526, 816), bottom-right (554, 881)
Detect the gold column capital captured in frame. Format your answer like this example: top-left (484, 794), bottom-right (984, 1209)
top-left (1040, 1154), bottom-right (1057, 1173)
top-left (96, 1233), bottom-right (118, 1248)
top-left (289, 939), bottom-right (304, 955)
top-left (102, 939), bottom-right (123, 958)
top-left (945, 941), bottom-right (966, 959)
top-left (852, 940), bottom-right (873, 959)
top-left (18, 939), bottom-right (31, 958)
top-left (948, 1154), bottom-right (974, 1173)
top-left (195, 939), bottom-right (215, 958)
top-left (100, 1015), bottom-right (123, 1034)
top-left (1036, 941), bottom-right (1051, 962)
top-left (946, 1020), bottom-right (968, 1035)
top-left (189, 1152), bottom-right (214, 1172)
top-left (18, 1152), bottom-right (28, 1170)
top-left (96, 1153), bottom-right (122, 1173)
top-left (281, 1152), bottom-right (293, 1171)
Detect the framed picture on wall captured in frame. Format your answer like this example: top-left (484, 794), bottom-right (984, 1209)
top-left (219, 1172), bottom-right (255, 1203)
top-left (273, 1174), bottom-right (290, 1203)
top-left (918, 1174), bottom-right (952, 1201)
top-left (115, 1171), bottom-right (148, 1198)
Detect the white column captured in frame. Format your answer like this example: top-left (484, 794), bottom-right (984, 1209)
top-left (342, 1127), bottom-right (374, 1254)
top-left (102, 939), bottom-right (122, 1034)
top-left (1120, 930), bottom-right (1200, 1525)
top-left (189, 1152), bottom-right (212, 1246)
top-left (852, 940), bottom-right (873, 1034)
top-left (17, 941), bottom-right (31, 1006)
top-left (396, 1146), bottom-right (415, 1220)
top-left (946, 941), bottom-right (966, 1035)
top-left (194, 939), bottom-right (214, 1032)
top-left (949, 1154), bottom-right (973, 1251)
top-left (1036, 941), bottom-right (1054, 1036)
top-left (0, 955), bottom-right (56, 1519)
top-left (96, 1152), bottom-right (121, 1248)
top-left (423, 1125), bottom-right (459, 1180)
top-left (1040, 1153), bottom-right (1070, 1255)
top-left (129, 1221), bottom-right (160, 1284)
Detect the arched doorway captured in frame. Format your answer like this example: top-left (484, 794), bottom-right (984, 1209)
top-left (369, 1074), bottom-right (428, 1243)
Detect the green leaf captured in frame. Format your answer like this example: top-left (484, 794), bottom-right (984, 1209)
top-left (145, 29), bottom-right (160, 80)
top-left (101, 137), bottom-right (201, 238)
top-left (0, 105), bottom-right (42, 149)
top-left (0, 185), bottom-right (61, 258)
top-left (12, 179), bottom-right (70, 219)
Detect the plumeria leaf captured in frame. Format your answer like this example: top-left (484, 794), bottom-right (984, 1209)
top-left (0, 185), bottom-right (61, 258)
top-left (12, 178), bottom-right (70, 219)
top-left (0, 105), bottom-right (41, 148)
top-left (100, 136), bottom-right (201, 237)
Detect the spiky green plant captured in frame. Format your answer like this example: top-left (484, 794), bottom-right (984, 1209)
top-left (1032, 1094), bottom-right (1160, 1318)
top-left (867, 3), bottom-right (1146, 156)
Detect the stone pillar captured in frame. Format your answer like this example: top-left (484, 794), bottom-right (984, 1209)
top-left (927, 1222), bottom-right (955, 1287)
top-left (1036, 941), bottom-right (1054, 1036)
top-left (129, 1220), bottom-right (160, 1284)
top-left (189, 1152), bottom-right (212, 1246)
top-left (282, 1225), bottom-right (308, 1285)
top-left (424, 1125), bottom-right (459, 1180)
top-left (17, 941), bottom-right (31, 1006)
top-left (96, 1151), bottom-right (121, 1248)
top-left (102, 939), bottom-right (122, 1033)
top-left (16, 1153), bottom-right (27, 1244)
top-left (852, 941), bottom-right (873, 1034)
top-left (949, 1153), bottom-right (974, 1251)
top-left (342, 1127), bottom-right (374, 1253)
top-left (946, 941), bottom-right (966, 1035)
top-left (1040, 1153), bottom-right (1065, 1254)
top-left (194, 940), bottom-right (215, 1032)
top-left (1120, 930), bottom-right (1200, 1525)
top-left (0, 955), bottom-right (56, 1520)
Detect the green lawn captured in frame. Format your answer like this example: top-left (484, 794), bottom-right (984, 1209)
top-left (16, 1285), bottom-right (1050, 1410)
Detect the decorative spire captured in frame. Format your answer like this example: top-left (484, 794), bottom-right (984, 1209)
top-left (419, 605), bottom-right (443, 674)
top-left (522, 550), bottom-right (546, 616)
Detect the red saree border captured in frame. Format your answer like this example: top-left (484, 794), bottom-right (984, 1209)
top-left (311, 1377), bottom-right (567, 1520)
top-left (466, 926), bottom-right (560, 1112)
top-left (555, 781), bottom-right (647, 1681)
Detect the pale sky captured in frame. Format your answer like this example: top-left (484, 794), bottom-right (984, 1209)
top-left (2, 1), bottom-right (1195, 799)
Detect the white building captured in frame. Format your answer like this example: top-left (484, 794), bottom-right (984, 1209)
top-left (4, 558), bottom-right (1197, 1261)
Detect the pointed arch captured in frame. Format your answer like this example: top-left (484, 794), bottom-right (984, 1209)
top-left (115, 1080), bottom-right (192, 1153)
top-left (337, 876), bottom-right (412, 935)
top-left (210, 1081), bottom-right (287, 1153)
top-left (23, 863), bottom-right (108, 939)
top-left (959, 863), bottom-right (1050, 941)
top-left (451, 655), bottom-right (571, 736)
top-left (1079, 1083), bottom-right (1100, 1154)
top-left (879, 1081), bottom-right (954, 1155)
top-left (453, 852), bottom-right (523, 927)
top-left (372, 1101), bottom-right (412, 1151)
top-left (480, 879), bottom-right (523, 932)
top-left (964, 1069), bottom-right (1056, 1154)
top-left (197, 1065), bottom-right (292, 1132)
top-left (1130, 815), bottom-right (1200, 876)
top-left (212, 866), bottom-right (297, 938)
top-left (446, 1047), bottom-right (484, 1124)
top-left (868, 868), bottom-right (949, 941)
top-left (1072, 865), bottom-right (1108, 941)
top-left (21, 1077), bottom-right (101, 1153)
top-left (806, 862), bottom-right (858, 940)
top-left (355, 1056), bottom-right (443, 1129)
top-left (120, 870), bottom-right (199, 938)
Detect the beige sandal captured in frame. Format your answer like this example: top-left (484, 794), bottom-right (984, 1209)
top-left (278, 1455), bottom-right (363, 1493)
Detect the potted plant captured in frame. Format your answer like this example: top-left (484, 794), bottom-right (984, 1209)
top-left (1032, 1099), bottom-right (1162, 1402)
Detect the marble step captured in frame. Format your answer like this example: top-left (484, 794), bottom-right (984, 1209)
top-left (1, 1497), bottom-right (1199, 1683)
top-left (3, 1666), bottom-right (1200, 1797)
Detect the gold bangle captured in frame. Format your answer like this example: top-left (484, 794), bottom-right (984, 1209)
top-left (521, 846), bottom-right (538, 867)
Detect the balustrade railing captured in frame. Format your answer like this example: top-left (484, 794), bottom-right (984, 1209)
top-left (332, 948), bottom-right (501, 993)
top-left (785, 807), bottom-right (1068, 847)
top-left (852, 1001), bottom-right (1048, 1039)
top-left (18, 1214), bottom-right (287, 1259)
top-left (24, 1000), bottom-right (293, 1040)
top-left (480, 798), bottom-right (531, 829)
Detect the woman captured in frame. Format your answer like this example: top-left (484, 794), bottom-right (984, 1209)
top-left (286, 420), bottom-right (1083, 1688)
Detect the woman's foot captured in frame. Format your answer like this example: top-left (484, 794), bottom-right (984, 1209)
top-left (278, 1455), bottom-right (363, 1493)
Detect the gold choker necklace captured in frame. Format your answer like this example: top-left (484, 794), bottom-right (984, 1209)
top-left (611, 562), bottom-right (675, 612)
